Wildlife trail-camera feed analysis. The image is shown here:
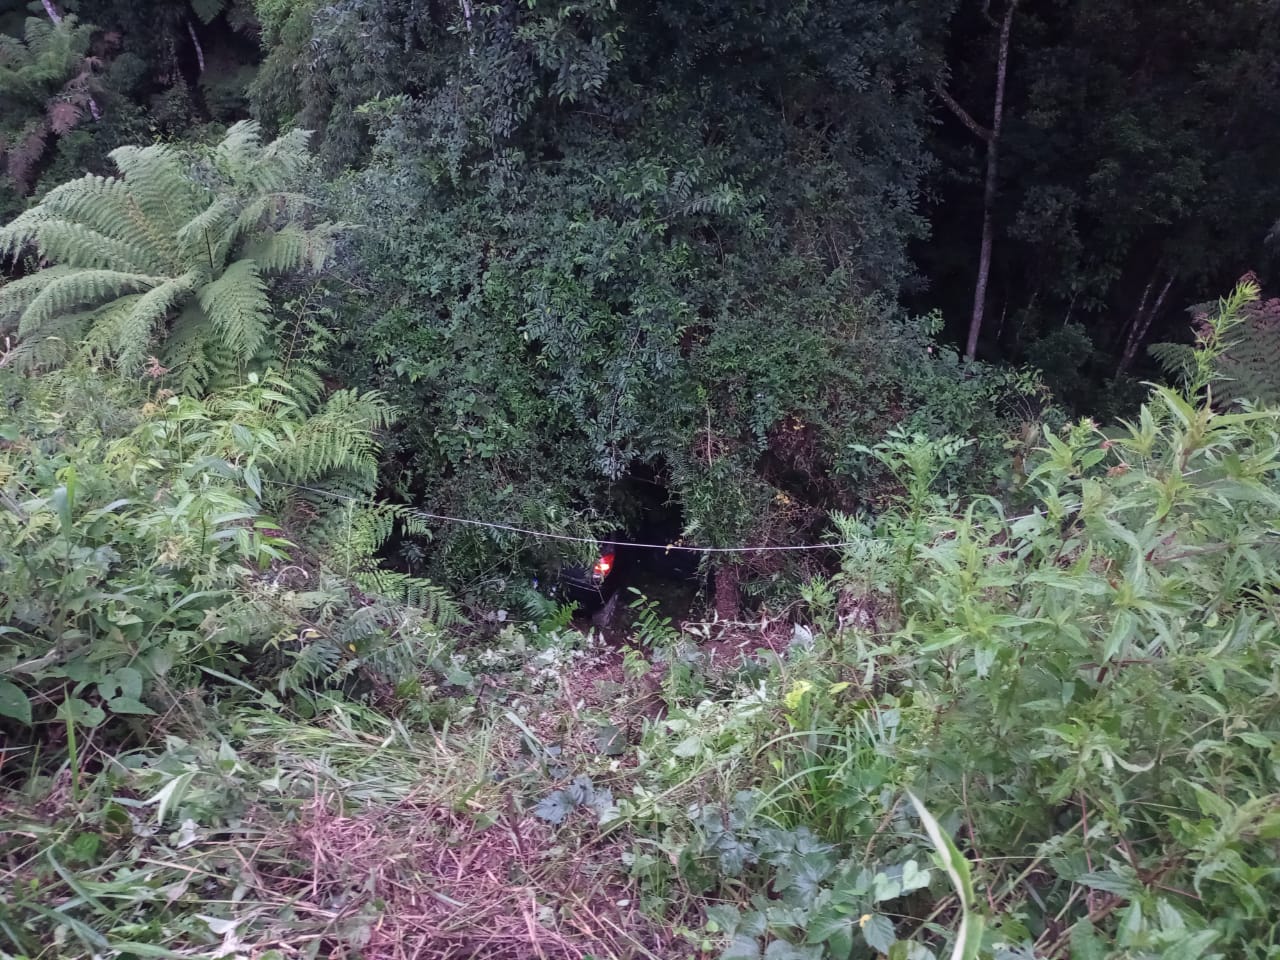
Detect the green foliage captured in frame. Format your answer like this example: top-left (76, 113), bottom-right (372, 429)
top-left (604, 284), bottom-right (1279, 959)
top-left (0, 364), bottom-right (452, 742)
top-left (927, 0), bottom-right (1280, 373)
top-left (845, 285), bottom-right (1280, 955)
top-left (0, 121), bottom-right (343, 389)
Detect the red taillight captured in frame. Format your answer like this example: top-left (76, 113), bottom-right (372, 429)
top-left (593, 553), bottom-right (615, 577)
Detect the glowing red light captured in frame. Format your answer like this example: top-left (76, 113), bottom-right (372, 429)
top-left (593, 553), bottom-right (615, 577)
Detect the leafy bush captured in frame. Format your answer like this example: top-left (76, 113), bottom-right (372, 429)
top-left (604, 283), bottom-right (1279, 959)
top-left (838, 282), bottom-right (1280, 956)
top-left (0, 366), bottom-right (453, 748)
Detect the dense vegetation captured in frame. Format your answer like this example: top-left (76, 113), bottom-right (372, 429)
top-left (2, 3), bottom-right (1278, 959)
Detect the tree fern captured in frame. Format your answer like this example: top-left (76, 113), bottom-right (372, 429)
top-left (0, 121), bottom-right (347, 388)
top-left (1150, 280), bottom-right (1280, 406)
top-left (1217, 296), bottom-right (1280, 406)
top-left (0, 17), bottom-right (99, 197)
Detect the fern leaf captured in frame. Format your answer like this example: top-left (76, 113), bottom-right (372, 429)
top-left (30, 220), bottom-right (156, 273)
top-left (196, 259), bottom-right (271, 364)
top-left (108, 144), bottom-right (206, 237)
top-left (1148, 342), bottom-right (1195, 384)
top-left (1219, 299), bottom-right (1280, 405)
top-left (177, 196), bottom-right (237, 270)
top-left (110, 271), bottom-right (201, 371)
top-left (37, 175), bottom-right (172, 268)
top-left (20, 269), bottom-right (166, 334)
top-left (163, 302), bottom-right (221, 392)
top-left (6, 308), bottom-right (96, 370)
top-left (0, 266), bottom-right (75, 330)
top-left (243, 226), bottom-right (308, 274)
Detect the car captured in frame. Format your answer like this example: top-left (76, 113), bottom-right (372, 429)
top-left (534, 537), bottom-right (627, 615)
top-left (536, 530), bottom-right (707, 626)
top-left (554, 546), bottom-right (623, 610)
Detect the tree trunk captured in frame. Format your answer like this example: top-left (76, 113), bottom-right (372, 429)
top-left (41, 0), bottom-right (101, 119)
top-left (964, 0), bottom-right (1019, 362)
top-left (714, 562), bottom-right (740, 622)
top-left (187, 20), bottom-right (206, 74)
top-left (1117, 271), bottom-right (1175, 376)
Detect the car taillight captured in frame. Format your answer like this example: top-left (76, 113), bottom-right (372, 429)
top-left (593, 553), bottom-right (615, 578)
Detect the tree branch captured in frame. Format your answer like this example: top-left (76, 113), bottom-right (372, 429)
top-left (934, 79), bottom-right (993, 142)
top-left (187, 19), bottom-right (206, 74)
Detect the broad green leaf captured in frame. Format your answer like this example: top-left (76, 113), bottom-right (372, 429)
top-left (0, 678), bottom-right (32, 724)
top-left (804, 914), bottom-right (854, 959)
top-left (706, 904), bottom-right (742, 937)
top-left (108, 696), bottom-right (156, 715)
top-left (861, 914), bottom-right (896, 954)
top-left (61, 697), bottom-right (106, 727)
top-left (720, 935), bottom-right (762, 960)
top-left (1068, 920), bottom-right (1107, 960)
top-left (114, 666), bottom-right (143, 701)
top-left (901, 859), bottom-right (931, 894)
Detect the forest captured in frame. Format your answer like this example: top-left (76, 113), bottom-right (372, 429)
top-left (1, 1), bottom-right (1279, 958)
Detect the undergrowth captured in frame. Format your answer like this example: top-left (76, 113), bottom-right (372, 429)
top-left (2, 282), bottom-right (1278, 960)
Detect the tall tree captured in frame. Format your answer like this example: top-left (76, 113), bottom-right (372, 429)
top-left (289, 0), bottom-right (1020, 602)
top-left (923, 0), bottom-right (1280, 394)
top-left (935, 0), bottom-right (1019, 361)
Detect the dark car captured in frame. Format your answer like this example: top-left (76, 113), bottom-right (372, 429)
top-left (536, 531), bottom-right (705, 623)
top-left (535, 538), bottom-right (627, 614)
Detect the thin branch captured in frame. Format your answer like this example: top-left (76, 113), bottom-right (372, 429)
top-left (41, 0), bottom-right (62, 24)
top-left (933, 79), bottom-right (993, 142)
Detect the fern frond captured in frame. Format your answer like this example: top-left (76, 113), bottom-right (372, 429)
top-left (278, 389), bottom-right (394, 486)
top-left (0, 266), bottom-right (75, 330)
top-left (223, 192), bottom-right (318, 253)
top-left (0, 204), bottom-right (54, 257)
top-left (1219, 301), bottom-right (1280, 405)
top-left (164, 303), bottom-right (223, 393)
top-left (356, 571), bottom-right (463, 626)
top-left (6, 308), bottom-right (96, 370)
top-left (195, 259), bottom-right (271, 364)
top-left (1148, 342), bottom-right (1195, 384)
top-left (108, 144), bottom-right (207, 237)
top-left (3, 122), bottom-right (337, 380)
top-left (31, 220), bottom-right (156, 273)
top-left (242, 226), bottom-right (308, 274)
top-left (177, 196), bottom-right (237, 269)
top-left (37, 175), bottom-right (172, 268)
top-left (20, 269), bottom-right (166, 334)
top-left (97, 271), bottom-right (201, 372)
top-left (250, 128), bottom-right (313, 193)
top-left (213, 119), bottom-right (265, 179)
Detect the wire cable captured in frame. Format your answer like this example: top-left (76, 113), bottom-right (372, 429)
top-left (267, 479), bottom-right (1069, 555)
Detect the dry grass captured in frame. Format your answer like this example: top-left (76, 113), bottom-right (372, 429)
top-left (256, 793), bottom-right (668, 960)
